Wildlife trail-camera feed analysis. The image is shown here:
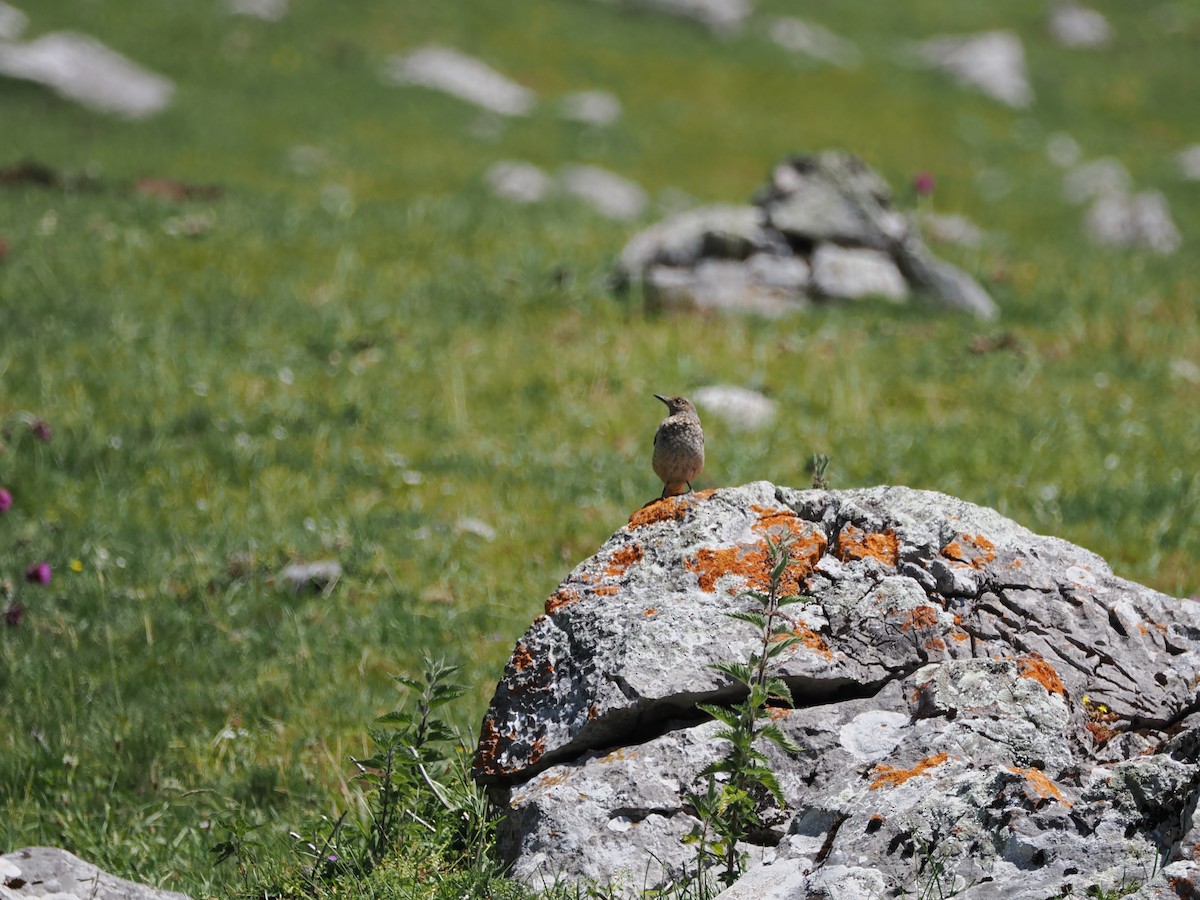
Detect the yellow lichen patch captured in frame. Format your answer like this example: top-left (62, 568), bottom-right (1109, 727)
top-left (604, 543), bottom-right (644, 577)
top-left (869, 752), bottom-right (950, 790)
top-left (941, 533), bottom-right (997, 569)
top-left (1016, 655), bottom-right (1066, 696)
top-left (836, 524), bottom-right (900, 566)
top-left (545, 587), bottom-right (582, 615)
top-left (1010, 767), bottom-right (1071, 807)
top-left (627, 491), bottom-right (716, 530)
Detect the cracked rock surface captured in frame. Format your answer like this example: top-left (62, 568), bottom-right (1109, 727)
top-left (473, 483), bottom-right (1200, 897)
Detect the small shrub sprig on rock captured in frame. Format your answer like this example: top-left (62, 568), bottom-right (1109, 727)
top-left (684, 535), bottom-right (808, 891)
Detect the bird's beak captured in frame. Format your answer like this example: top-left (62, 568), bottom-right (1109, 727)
top-left (653, 393), bottom-right (668, 405)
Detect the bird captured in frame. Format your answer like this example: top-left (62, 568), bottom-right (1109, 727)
top-left (652, 394), bottom-right (705, 499)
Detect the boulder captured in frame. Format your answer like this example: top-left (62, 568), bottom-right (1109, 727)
top-left (474, 483), bottom-right (1200, 898)
top-left (615, 152), bottom-right (998, 319)
top-left (912, 30), bottom-right (1034, 108)
top-left (0, 847), bottom-right (189, 900)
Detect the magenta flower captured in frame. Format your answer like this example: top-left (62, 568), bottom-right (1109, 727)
top-left (25, 562), bottom-right (52, 585)
top-left (31, 420), bottom-right (52, 442)
top-left (913, 171), bottom-right (936, 197)
top-left (0, 488), bottom-right (11, 513)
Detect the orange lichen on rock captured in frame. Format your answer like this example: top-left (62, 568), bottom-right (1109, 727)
top-left (688, 531), bottom-right (826, 596)
top-left (869, 752), bottom-right (949, 790)
top-left (941, 533), bottom-right (997, 569)
top-left (900, 606), bottom-right (940, 631)
top-left (513, 642), bottom-right (534, 672)
top-left (592, 584), bottom-right (619, 596)
top-left (643, 608), bottom-right (657, 617)
top-left (530, 736), bottom-right (546, 765)
top-left (627, 491), bottom-right (716, 530)
top-left (474, 718), bottom-right (512, 777)
top-left (924, 636), bottom-right (947, 651)
top-left (792, 623), bottom-right (834, 660)
top-left (1010, 767), bottom-right (1071, 807)
top-left (604, 543), bottom-right (644, 577)
top-left (1017, 655), bottom-right (1066, 696)
top-left (545, 587), bottom-right (582, 615)
top-left (837, 524), bottom-right (900, 566)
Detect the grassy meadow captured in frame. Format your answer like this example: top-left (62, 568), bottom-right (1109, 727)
top-left (1, 0), bottom-right (1198, 895)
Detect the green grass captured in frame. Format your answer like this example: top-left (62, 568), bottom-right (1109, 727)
top-left (1, 0), bottom-right (1198, 896)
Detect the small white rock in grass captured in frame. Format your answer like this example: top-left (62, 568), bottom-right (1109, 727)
top-left (919, 212), bottom-right (985, 248)
top-left (0, 1), bottom-right (27, 40)
top-left (456, 517), bottom-right (497, 542)
top-left (559, 89), bottom-right (621, 126)
top-left (226, 0), bottom-right (288, 21)
top-left (912, 30), bottom-right (1034, 108)
top-left (1048, 3), bottom-right (1112, 48)
top-left (1046, 131), bottom-right (1082, 168)
top-left (694, 385), bottom-right (777, 431)
top-left (278, 559), bottom-right (342, 594)
top-left (384, 45), bottom-right (535, 117)
top-left (0, 31), bottom-right (174, 118)
top-left (1178, 145), bottom-right (1200, 181)
top-left (1084, 190), bottom-right (1182, 255)
top-left (1063, 157), bottom-right (1132, 204)
top-left (486, 160), bottom-right (552, 204)
top-left (628, 0), bottom-right (753, 36)
top-left (767, 17), bottom-right (861, 68)
top-left (559, 164), bottom-right (647, 220)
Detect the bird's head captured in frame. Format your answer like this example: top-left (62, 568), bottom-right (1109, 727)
top-left (654, 394), bottom-right (698, 418)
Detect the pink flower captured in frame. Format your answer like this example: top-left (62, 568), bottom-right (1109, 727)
top-left (31, 420), bottom-right (52, 442)
top-left (0, 488), bottom-right (11, 513)
top-left (913, 171), bottom-right (936, 197)
top-left (25, 562), bottom-right (51, 585)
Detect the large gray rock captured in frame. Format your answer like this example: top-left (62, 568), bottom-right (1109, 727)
top-left (0, 32), bottom-right (173, 118)
top-left (912, 30), bottom-right (1034, 108)
top-left (615, 152), bottom-right (998, 320)
top-left (0, 847), bottom-right (189, 900)
top-left (475, 483), bottom-right (1200, 897)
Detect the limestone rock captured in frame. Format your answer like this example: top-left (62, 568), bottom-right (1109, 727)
top-left (559, 165), bottom-right (647, 221)
top-left (913, 30), bottom-right (1034, 108)
top-left (277, 559), bottom-right (341, 594)
top-left (0, 847), bottom-right (189, 900)
top-left (384, 45), bottom-right (535, 117)
top-left (617, 0), bottom-right (753, 35)
top-left (615, 152), bottom-right (998, 319)
top-left (766, 18), bottom-right (861, 68)
top-left (485, 160), bottom-right (552, 204)
top-left (693, 385), bottom-right (776, 431)
top-left (0, 2), bottom-right (27, 41)
top-left (0, 32), bottom-right (174, 118)
top-left (559, 90), bottom-right (621, 126)
top-left (1085, 190), bottom-right (1182, 255)
top-left (1177, 145), bottom-right (1200, 181)
top-left (1063, 157), bottom-right (1132, 204)
top-left (225, 0), bottom-right (288, 21)
top-left (1048, 4), bottom-right (1113, 48)
top-left (475, 483), bottom-right (1200, 897)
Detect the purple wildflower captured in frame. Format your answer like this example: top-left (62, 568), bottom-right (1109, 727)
top-left (913, 171), bottom-right (936, 197)
top-left (25, 562), bottom-right (52, 585)
top-left (0, 487), bottom-right (11, 513)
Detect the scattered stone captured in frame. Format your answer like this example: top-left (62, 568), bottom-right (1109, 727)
top-left (0, 31), bottom-right (174, 118)
top-left (559, 89), bottom-right (621, 126)
top-left (1048, 3), bottom-right (1113, 47)
top-left (0, 1), bottom-right (27, 40)
top-left (225, 0), bottom-right (288, 21)
top-left (134, 177), bottom-right (222, 202)
top-left (1084, 190), bottom-right (1182, 255)
top-left (693, 385), bottom-right (776, 431)
top-left (161, 210), bottom-right (215, 237)
top-left (811, 244), bottom-right (908, 301)
top-left (1177, 144), bottom-right (1200, 181)
top-left (615, 152), bottom-right (998, 319)
top-left (913, 30), bottom-right (1034, 108)
top-left (474, 483), bottom-right (1200, 898)
top-left (766, 17), bottom-right (861, 68)
top-left (559, 164), bottom-right (647, 220)
top-left (277, 559), bottom-right (342, 594)
top-left (918, 211), bottom-right (985, 247)
top-left (619, 0), bottom-right (753, 35)
top-left (383, 45), bottom-right (535, 117)
top-left (0, 847), bottom-right (190, 900)
top-left (485, 160), bottom-right (552, 204)
top-left (456, 517), bottom-right (498, 542)
top-left (286, 144), bottom-right (329, 177)
top-left (1046, 131), bottom-right (1083, 168)
top-left (1063, 156), bottom-right (1132, 204)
